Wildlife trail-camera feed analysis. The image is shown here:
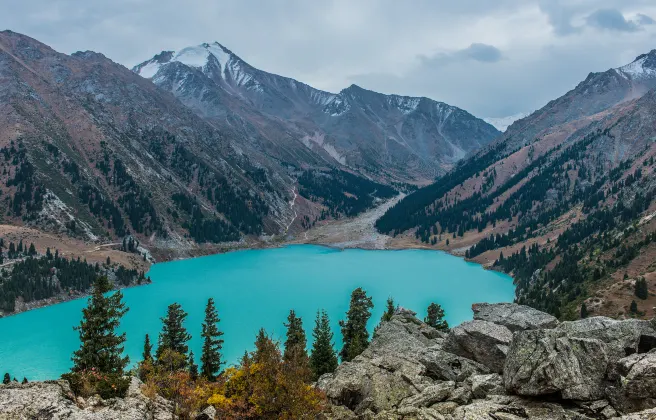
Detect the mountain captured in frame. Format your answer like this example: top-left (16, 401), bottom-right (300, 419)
top-left (0, 30), bottom-right (298, 253)
top-left (133, 42), bottom-right (500, 181)
top-left (497, 50), bottom-right (656, 153)
top-left (484, 112), bottom-right (528, 132)
top-left (376, 50), bottom-right (656, 320)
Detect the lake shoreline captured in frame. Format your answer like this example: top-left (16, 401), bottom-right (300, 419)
top-left (0, 195), bottom-right (513, 318)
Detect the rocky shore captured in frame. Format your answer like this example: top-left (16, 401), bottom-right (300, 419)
top-left (3, 302), bottom-right (656, 419)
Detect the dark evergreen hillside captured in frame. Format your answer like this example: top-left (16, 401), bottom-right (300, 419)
top-left (374, 85), bottom-right (656, 320)
top-left (298, 169), bottom-right (396, 218)
top-left (171, 192), bottom-right (240, 243)
top-left (0, 247), bottom-right (147, 314)
top-left (375, 142), bottom-right (506, 235)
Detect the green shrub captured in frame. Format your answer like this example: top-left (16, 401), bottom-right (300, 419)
top-left (62, 369), bottom-right (130, 399)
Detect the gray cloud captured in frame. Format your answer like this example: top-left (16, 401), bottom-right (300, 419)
top-left (586, 9), bottom-right (640, 32)
top-left (636, 14), bottom-right (655, 25)
top-left (1, 0), bottom-right (655, 119)
top-left (459, 43), bottom-right (503, 63)
top-left (420, 43), bottom-right (503, 67)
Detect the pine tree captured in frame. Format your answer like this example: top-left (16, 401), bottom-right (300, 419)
top-left (188, 351), bottom-right (199, 380)
top-left (142, 334), bottom-right (153, 362)
top-left (380, 297), bottom-right (396, 323)
top-left (339, 287), bottom-right (374, 362)
top-left (71, 276), bottom-right (129, 374)
top-left (425, 302), bottom-right (449, 331)
top-left (635, 278), bottom-right (649, 300)
top-left (156, 303), bottom-right (191, 363)
top-left (310, 310), bottom-right (338, 380)
top-left (580, 303), bottom-right (589, 319)
top-left (28, 243), bottom-right (36, 256)
top-left (630, 300), bottom-right (638, 314)
top-left (2, 373), bottom-right (9, 384)
top-left (200, 298), bottom-right (224, 380)
top-left (283, 310), bottom-right (310, 380)
top-left (21, 377), bottom-right (27, 384)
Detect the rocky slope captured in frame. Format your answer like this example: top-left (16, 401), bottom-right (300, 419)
top-left (0, 30), bottom-right (296, 248)
top-left (133, 43), bottom-right (500, 182)
top-left (318, 304), bottom-right (656, 419)
top-left (376, 49), bottom-right (656, 320)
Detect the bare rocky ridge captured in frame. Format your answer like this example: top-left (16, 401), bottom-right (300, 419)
top-left (317, 304), bottom-right (656, 419)
top-left (133, 43), bottom-right (500, 182)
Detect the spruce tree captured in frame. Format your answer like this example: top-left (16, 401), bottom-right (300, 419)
top-left (635, 278), bottom-right (649, 300)
top-left (380, 297), bottom-right (396, 323)
top-left (630, 300), bottom-right (638, 314)
top-left (71, 276), bottom-right (129, 374)
top-left (580, 303), bottom-right (589, 319)
top-left (200, 298), bottom-right (224, 380)
top-left (310, 310), bottom-right (338, 380)
top-left (188, 351), bottom-right (199, 379)
top-left (339, 287), bottom-right (373, 362)
top-left (2, 373), bottom-right (9, 384)
top-left (22, 377), bottom-right (28, 384)
top-left (425, 302), bottom-right (449, 331)
top-left (142, 334), bottom-right (153, 362)
top-left (283, 310), bottom-right (310, 380)
top-left (156, 303), bottom-right (191, 362)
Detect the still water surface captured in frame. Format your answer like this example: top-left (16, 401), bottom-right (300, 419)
top-left (0, 245), bottom-right (514, 380)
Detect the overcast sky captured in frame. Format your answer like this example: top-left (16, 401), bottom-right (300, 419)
top-left (3, 0), bottom-right (656, 118)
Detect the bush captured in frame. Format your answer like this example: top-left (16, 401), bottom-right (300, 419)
top-left (62, 369), bottom-right (130, 399)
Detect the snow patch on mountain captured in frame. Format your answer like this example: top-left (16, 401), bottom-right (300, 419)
top-left (616, 53), bottom-right (656, 80)
top-left (484, 112), bottom-right (529, 132)
top-left (301, 132), bottom-right (346, 164)
top-left (138, 61), bottom-right (162, 79)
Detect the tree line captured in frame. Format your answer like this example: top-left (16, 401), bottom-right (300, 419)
top-left (61, 278), bottom-right (448, 418)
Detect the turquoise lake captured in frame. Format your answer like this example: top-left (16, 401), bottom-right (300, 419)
top-left (0, 245), bottom-right (514, 380)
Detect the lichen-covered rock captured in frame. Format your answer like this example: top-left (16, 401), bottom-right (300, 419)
top-left (471, 373), bottom-right (505, 399)
top-left (556, 317), bottom-right (656, 360)
top-left (0, 377), bottom-right (172, 419)
top-left (417, 347), bottom-right (490, 382)
top-left (615, 351), bottom-right (656, 399)
top-left (399, 381), bottom-right (454, 408)
top-left (472, 303), bottom-right (559, 332)
top-left (443, 320), bottom-right (513, 372)
top-left (503, 328), bottom-right (609, 400)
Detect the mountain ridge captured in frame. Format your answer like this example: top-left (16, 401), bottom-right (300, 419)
top-left (133, 41), bottom-right (500, 182)
top-left (377, 47), bottom-right (656, 320)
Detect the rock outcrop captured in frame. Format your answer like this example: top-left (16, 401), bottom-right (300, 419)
top-left (318, 303), bottom-right (656, 419)
top-left (0, 377), bottom-right (172, 419)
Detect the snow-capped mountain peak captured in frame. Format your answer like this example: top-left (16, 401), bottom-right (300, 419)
top-left (484, 112), bottom-right (529, 132)
top-left (616, 50), bottom-right (656, 80)
top-left (134, 42), bottom-right (235, 79)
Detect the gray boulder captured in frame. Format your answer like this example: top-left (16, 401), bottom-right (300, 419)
top-left (503, 328), bottom-right (609, 400)
top-left (399, 381), bottom-right (454, 408)
top-left (443, 320), bottom-right (513, 372)
top-left (472, 302), bottom-right (559, 332)
top-left (604, 351), bottom-right (656, 414)
top-left (417, 347), bottom-right (490, 382)
top-left (615, 351), bottom-right (656, 399)
top-left (317, 315), bottom-right (444, 414)
top-left (556, 317), bottom-right (656, 360)
top-left (0, 377), bottom-right (172, 419)
top-left (471, 373), bottom-right (505, 399)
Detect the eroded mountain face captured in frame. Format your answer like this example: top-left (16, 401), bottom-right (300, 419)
top-left (377, 50), bottom-right (656, 319)
top-left (0, 30), bottom-right (296, 248)
top-left (133, 42), bottom-right (500, 182)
